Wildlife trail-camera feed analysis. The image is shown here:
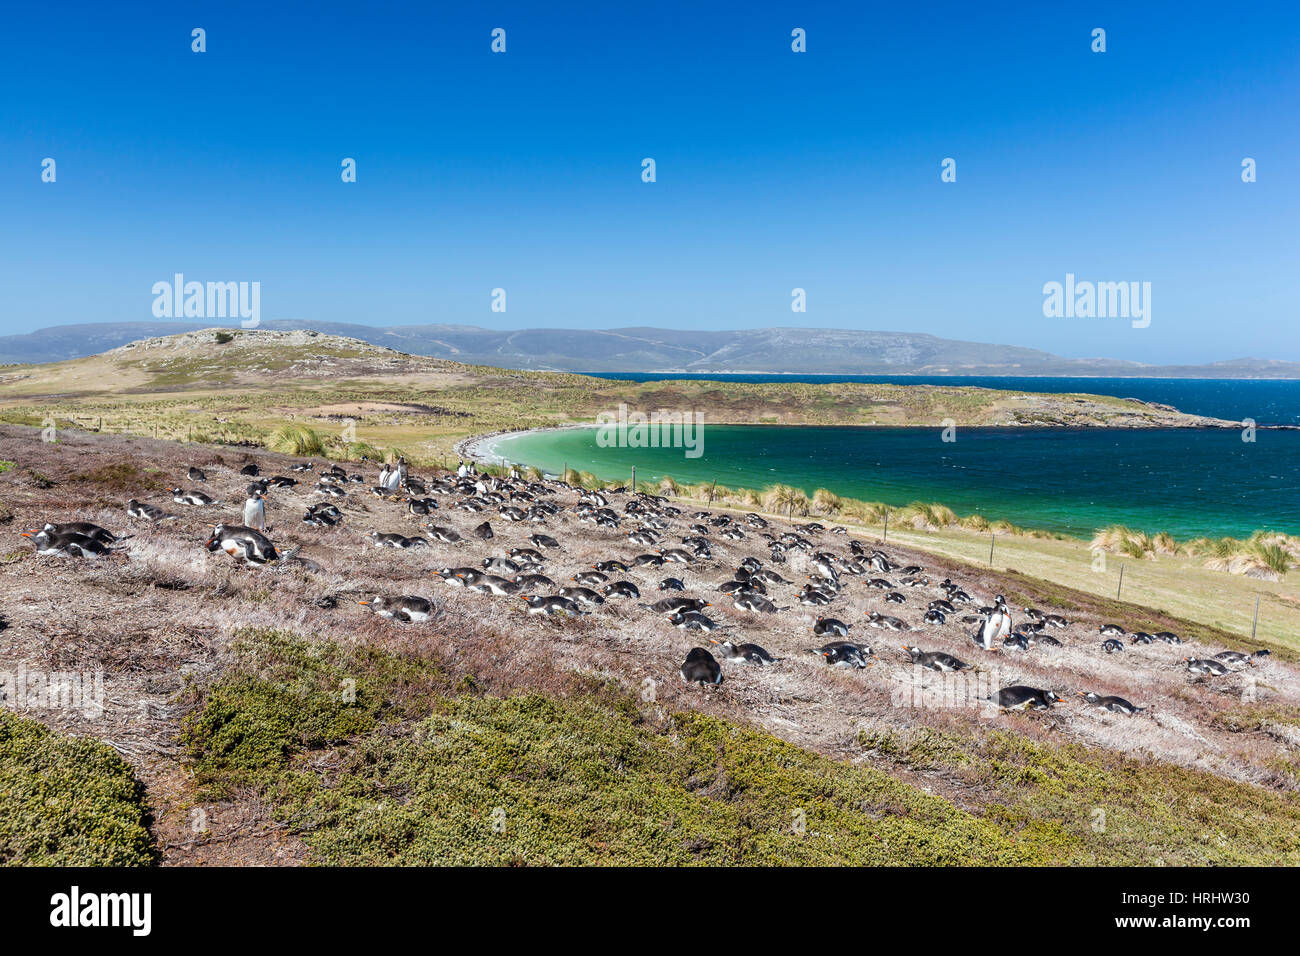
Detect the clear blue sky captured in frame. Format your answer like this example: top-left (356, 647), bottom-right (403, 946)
top-left (1, 1), bottom-right (1296, 363)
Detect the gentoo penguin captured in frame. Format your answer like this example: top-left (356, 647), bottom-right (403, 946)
top-left (529, 533), bottom-right (560, 549)
top-left (1130, 632), bottom-right (1155, 645)
top-left (1077, 691), bottom-right (1143, 715)
top-left (657, 548), bottom-right (694, 564)
top-left (472, 521), bottom-right (494, 541)
top-left (127, 499), bottom-right (174, 522)
top-left (813, 616), bottom-right (852, 637)
top-left (187, 466), bottom-right (207, 482)
top-left (466, 575), bottom-right (521, 596)
top-left (1215, 650), bottom-right (1269, 667)
top-left (364, 531), bottom-right (427, 549)
top-left (900, 645), bottom-right (969, 672)
top-left (243, 490), bottom-right (267, 532)
top-left (982, 686), bottom-right (1064, 711)
top-left (572, 571), bottom-right (608, 587)
top-left (519, 594), bottom-right (581, 616)
top-left (424, 525), bottom-right (462, 543)
top-left (513, 573), bottom-right (556, 590)
top-left (436, 567), bottom-right (482, 587)
top-left (1184, 657), bottom-right (1230, 676)
top-left (866, 611), bottom-right (907, 631)
top-left (36, 521), bottom-right (122, 545)
top-left (922, 608), bottom-right (947, 625)
top-left (642, 596), bottom-right (709, 614)
top-left (668, 609), bottom-right (720, 631)
top-left (170, 487), bottom-right (219, 507)
top-left (379, 463), bottom-right (402, 493)
top-left (658, 577), bottom-right (686, 592)
top-left (206, 524), bottom-right (288, 565)
top-left (20, 529), bottom-right (116, 558)
top-left (797, 585), bottom-right (834, 607)
top-left (239, 463), bottom-right (260, 476)
top-left (1154, 631), bottom-right (1182, 645)
top-left (358, 595), bottom-right (433, 623)
top-left (603, 581), bottom-right (641, 599)
top-left (733, 593), bottom-right (781, 613)
top-left (1102, 638), bottom-right (1124, 654)
top-left (557, 585), bottom-right (605, 606)
top-left (972, 597), bottom-right (1012, 650)
top-left (807, 642), bottom-right (874, 669)
top-left (680, 647), bottom-right (723, 685)
top-left (710, 639), bottom-right (778, 665)
top-left (1098, 624), bottom-right (1126, 637)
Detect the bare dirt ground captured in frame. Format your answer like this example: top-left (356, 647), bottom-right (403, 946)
top-left (2, 423), bottom-right (1297, 865)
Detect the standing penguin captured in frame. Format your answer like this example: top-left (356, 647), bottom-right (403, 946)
top-left (243, 488), bottom-right (267, 531)
top-left (382, 461), bottom-right (403, 493)
top-left (973, 596), bottom-right (1012, 650)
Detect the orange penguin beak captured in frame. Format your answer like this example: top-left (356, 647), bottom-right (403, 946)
top-left (19, 531), bottom-right (33, 538)
top-left (357, 601), bottom-right (370, 606)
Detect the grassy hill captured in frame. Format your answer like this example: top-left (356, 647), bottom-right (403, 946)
top-left (0, 328), bottom-right (1234, 469)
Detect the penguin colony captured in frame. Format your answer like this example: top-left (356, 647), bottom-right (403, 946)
top-left (17, 450), bottom-right (1279, 725)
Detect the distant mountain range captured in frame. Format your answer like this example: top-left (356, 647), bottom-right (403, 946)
top-left (3, 321), bottom-right (1299, 377)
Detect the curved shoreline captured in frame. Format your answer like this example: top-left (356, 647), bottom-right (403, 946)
top-left (455, 423), bottom-right (594, 470)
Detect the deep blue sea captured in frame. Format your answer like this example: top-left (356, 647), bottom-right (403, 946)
top-left (489, 376), bottom-right (1300, 538)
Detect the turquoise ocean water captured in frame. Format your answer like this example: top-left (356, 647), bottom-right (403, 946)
top-left (486, 377), bottom-right (1300, 539)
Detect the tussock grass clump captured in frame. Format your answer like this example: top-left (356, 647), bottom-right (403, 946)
top-left (905, 501), bottom-right (957, 530)
top-left (266, 424), bottom-right (326, 456)
top-left (0, 710), bottom-right (157, 865)
top-left (1185, 531), bottom-right (1296, 580)
top-left (762, 484), bottom-right (809, 517)
top-left (960, 513), bottom-right (990, 532)
top-left (840, 499), bottom-right (888, 523)
top-left (811, 488), bottom-right (843, 515)
top-left (1090, 525), bottom-right (1157, 560)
